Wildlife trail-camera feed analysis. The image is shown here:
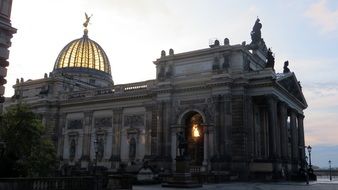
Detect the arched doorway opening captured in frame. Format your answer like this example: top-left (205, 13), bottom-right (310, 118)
top-left (184, 112), bottom-right (204, 166)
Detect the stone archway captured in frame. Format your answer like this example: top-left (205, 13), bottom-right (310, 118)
top-left (183, 111), bottom-right (204, 166)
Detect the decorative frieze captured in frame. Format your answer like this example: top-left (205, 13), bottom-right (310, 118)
top-left (124, 114), bottom-right (144, 127)
top-left (94, 117), bottom-right (112, 128)
top-left (180, 98), bottom-right (205, 105)
top-left (67, 119), bottom-right (83, 129)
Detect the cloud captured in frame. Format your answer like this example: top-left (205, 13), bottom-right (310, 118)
top-left (303, 83), bottom-right (338, 146)
top-left (305, 0), bottom-right (338, 33)
top-left (305, 111), bottom-right (338, 145)
top-left (85, 0), bottom-right (171, 19)
top-left (281, 57), bottom-right (338, 84)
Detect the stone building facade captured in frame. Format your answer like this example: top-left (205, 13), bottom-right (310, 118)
top-left (0, 0), bottom-right (16, 104)
top-left (4, 19), bottom-right (307, 180)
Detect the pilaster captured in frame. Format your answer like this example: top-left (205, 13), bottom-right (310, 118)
top-left (112, 108), bottom-right (123, 159)
top-left (82, 111), bottom-right (93, 160)
top-left (57, 113), bottom-right (66, 158)
top-left (157, 100), bottom-right (172, 159)
top-left (145, 104), bottom-right (155, 156)
top-left (212, 95), bottom-right (222, 157)
top-left (231, 94), bottom-right (247, 161)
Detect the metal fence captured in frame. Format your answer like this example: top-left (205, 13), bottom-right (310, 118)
top-left (0, 176), bottom-right (98, 190)
top-left (0, 175), bottom-right (133, 190)
top-left (314, 169), bottom-right (338, 181)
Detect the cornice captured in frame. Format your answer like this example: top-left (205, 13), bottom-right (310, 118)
top-left (274, 82), bottom-right (307, 109)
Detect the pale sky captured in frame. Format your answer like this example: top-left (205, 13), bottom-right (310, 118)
top-left (5, 0), bottom-right (338, 167)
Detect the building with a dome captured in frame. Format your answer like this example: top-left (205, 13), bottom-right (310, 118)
top-left (4, 18), bottom-right (308, 181)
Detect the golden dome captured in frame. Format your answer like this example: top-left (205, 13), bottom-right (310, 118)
top-left (53, 32), bottom-right (112, 79)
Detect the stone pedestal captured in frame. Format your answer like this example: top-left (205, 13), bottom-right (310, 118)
top-left (162, 156), bottom-right (202, 188)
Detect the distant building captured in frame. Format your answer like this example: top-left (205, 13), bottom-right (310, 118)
top-left (4, 18), bottom-right (307, 180)
top-left (0, 0), bottom-right (16, 104)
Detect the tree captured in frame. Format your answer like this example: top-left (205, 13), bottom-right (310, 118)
top-left (0, 104), bottom-right (57, 177)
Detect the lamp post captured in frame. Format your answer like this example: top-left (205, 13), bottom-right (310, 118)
top-left (329, 160), bottom-right (332, 181)
top-left (307, 145), bottom-right (312, 170)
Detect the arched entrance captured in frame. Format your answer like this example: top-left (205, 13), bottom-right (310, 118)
top-left (184, 112), bottom-right (204, 165)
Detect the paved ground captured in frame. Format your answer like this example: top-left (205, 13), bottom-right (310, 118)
top-left (134, 179), bottom-right (338, 190)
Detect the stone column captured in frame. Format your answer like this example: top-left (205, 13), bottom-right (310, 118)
top-left (297, 114), bottom-right (305, 166)
top-left (267, 95), bottom-right (278, 159)
top-left (290, 110), bottom-right (298, 170)
top-left (246, 96), bottom-right (254, 161)
top-left (278, 102), bottom-right (288, 161)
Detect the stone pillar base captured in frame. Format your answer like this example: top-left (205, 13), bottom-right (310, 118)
top-left (162, 173), bottom-right (202, 188)
top-left (162, 157), bottom-right (202, 188)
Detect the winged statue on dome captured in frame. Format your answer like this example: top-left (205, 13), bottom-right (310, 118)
top-left (83, 12), bottom-right (92, 28)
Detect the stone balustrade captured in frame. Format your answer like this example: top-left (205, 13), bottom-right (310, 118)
top-left (65, 80), bottom-right (156, 100)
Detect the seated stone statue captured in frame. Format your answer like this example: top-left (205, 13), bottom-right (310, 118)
top-left (283, 61), bottom-right (290, 73)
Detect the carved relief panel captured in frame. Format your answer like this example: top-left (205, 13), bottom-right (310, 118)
top-left (124, 114), bottom-right (144, 128)
top-left (67, 119), bottom-right (83, 129)
top-left (94, 117), bottom-right (112, 128)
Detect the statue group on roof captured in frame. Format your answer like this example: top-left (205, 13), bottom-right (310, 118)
top-left (251, 18), bottom-right (262, 45)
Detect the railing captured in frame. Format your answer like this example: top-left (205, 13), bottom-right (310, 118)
top-left (314, 169), bottom-right (338, 175)
top-left (65, 80), bottom-right (156, 100)
top-left (190, 166), bottom-right (201, 174)
top-left (0, 177), bottom-right (96, 190)
top-left (0, 175), bottom-right (133, 190)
